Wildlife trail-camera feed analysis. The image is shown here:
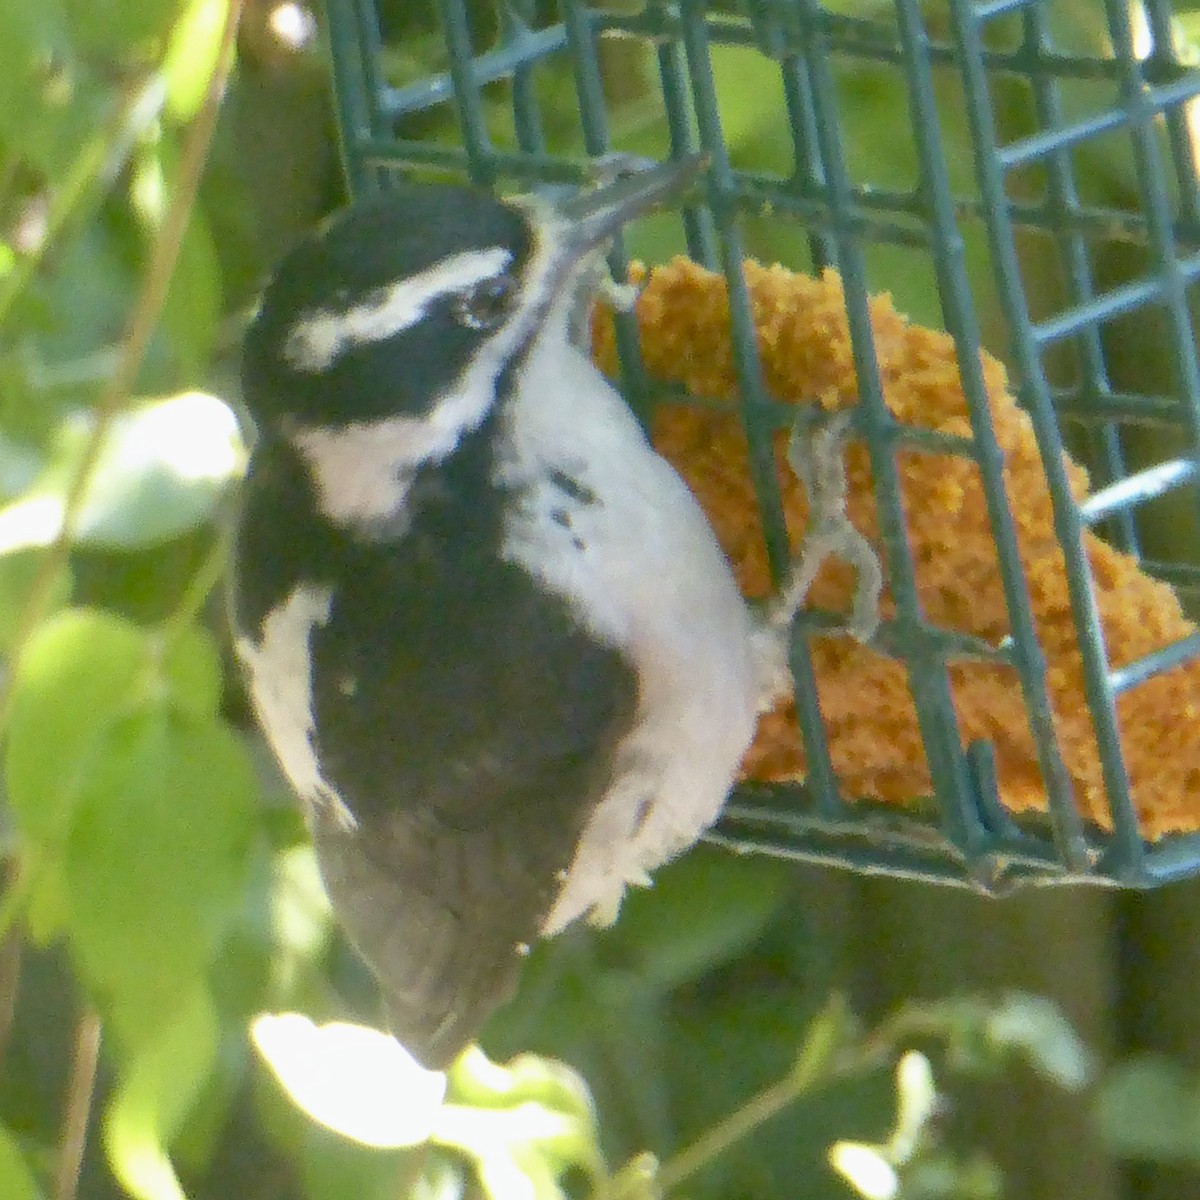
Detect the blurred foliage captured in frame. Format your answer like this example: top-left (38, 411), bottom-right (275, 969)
top-left (0, 0), bottom-right (1198, 1199)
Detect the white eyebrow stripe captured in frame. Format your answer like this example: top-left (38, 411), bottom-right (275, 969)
top-left (282, 245), bottom-right (514, 372)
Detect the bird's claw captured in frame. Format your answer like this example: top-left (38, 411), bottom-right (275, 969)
top-left (767, 402), bottom-right (883, 647)
top-left (584, 151), bottom-right (661, 189)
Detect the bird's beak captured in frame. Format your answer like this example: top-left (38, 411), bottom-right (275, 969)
top-left (552, 155), bottom-right (706, 262)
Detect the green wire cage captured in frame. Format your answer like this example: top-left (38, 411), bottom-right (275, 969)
top-left (320, 0), bottom-right (1200, 892)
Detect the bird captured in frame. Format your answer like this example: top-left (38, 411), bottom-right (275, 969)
top-left (230, 157), bottom-right (849, 1070)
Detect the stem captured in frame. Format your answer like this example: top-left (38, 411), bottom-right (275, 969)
top-left (158, 514), bottom-right (237, 648)
top-left (653, 996), bottom-right (853, 1194)
top-left (0, 921), bottom-right (22, 1073)
top-left (642, 995), bottom-right (921, 1199)
top-left (0, 855), bottom-right (28, 945)
top-left (52, 1009), bottom-right (102, 1200)
top-left (396, 1141), bottom-right (432, 1200)
top-left (653, 1071), bottom-right (812, 1194)
top-left (599, 996), bottom-right (1013, 1200)
top-left (0, 0), bottom-right (245, 736)
top-left (594, 1152), bottom-right (658, 1200)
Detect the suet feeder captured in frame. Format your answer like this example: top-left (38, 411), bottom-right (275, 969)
top-left (322, 0), bottom-right (1200, 891)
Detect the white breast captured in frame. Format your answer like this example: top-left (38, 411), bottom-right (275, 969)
top-left (495, 312), bottom-right (762, 933)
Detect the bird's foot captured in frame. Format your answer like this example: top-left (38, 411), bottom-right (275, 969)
top-left (596, 274), bottom-right (641, 313)
top-left (756, 403), bottom-right (884, 706)
top-left (584, 151), bottom-right (660, 189)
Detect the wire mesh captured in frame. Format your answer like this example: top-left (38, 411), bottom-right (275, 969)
top-left (322, 0), bottom-right (1200, 891)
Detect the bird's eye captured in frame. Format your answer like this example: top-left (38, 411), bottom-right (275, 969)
top-left (456, 275), bottom-right (515, 330)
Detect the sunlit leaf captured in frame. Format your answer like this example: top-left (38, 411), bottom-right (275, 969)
top-left (0, 392), bottom-right (244, 553)
top-left (162, 0), bottom-right (229, 122)
top-left (889, 1051), bottom-right (936, 1163)
top-left (75, 391), bottom-right (243, 547)
top-left (433, 1101), bottom-right (589, 1200)
top-left (828, 1142), bottom-right (898, 1200)
top-left (252, 1013), bottom-right (447, 1149)
top-left (269, 845), bottom-right (332, 993)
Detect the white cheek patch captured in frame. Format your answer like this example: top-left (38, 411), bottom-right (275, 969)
top-left (290, 421), bottom-right (420, 529)
top-left (286, 222), bottom-right (568, 530)
top-left (283, 246), bottom-right (513, 372)
top-left (236, 584), bottom-right (357, 830)
top-left (290, 368), bottom-right (499, 526)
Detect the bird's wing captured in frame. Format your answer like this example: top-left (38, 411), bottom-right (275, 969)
top-left (236, 438), bottom-right (642, 1067)
top-left (309, 732), bottom-right (617, 1069)
top-left (305, 544), bottom-right (639, 1068)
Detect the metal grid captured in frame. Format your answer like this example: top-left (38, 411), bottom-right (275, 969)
top-left (323, 0), bottom-right (1200, 891)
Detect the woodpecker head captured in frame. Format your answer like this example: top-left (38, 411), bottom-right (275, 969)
top-left (241, 157), bottom-right (705, 436)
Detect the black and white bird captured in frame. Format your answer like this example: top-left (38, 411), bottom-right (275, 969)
top-left (230, 158), bottom-right (830, 1070)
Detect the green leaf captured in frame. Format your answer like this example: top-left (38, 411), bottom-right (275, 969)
top-left (23, 857), bottom-right (70, 946)
top-left (606, 1153), bottom-right (658, 1200)
top-left (984, 992), bottom-right (1093, 1091)
top-left (28, 218), bottom-right (139, 369)
top-left (1095, 1055), bottom-right (1200, 1162)
top-left (0, 0), bottom-right (68, 68)
top-left (0, 358), bottom-right (67, 457)
top-left (65, 0), bottom-right (181, 59)
top-left (436, 1048), bottom-right (604, 1196)
top-left (104, 986), bottom-right (220, 1200)
top-left (127, 123), bottom-right (225, 388)
top-left (7, 612), bottom-right (228, 869)
top-left (151, 184), bottom-right (223, 386)
top-left (269, 844), bottom-right (332, 971)
top-left (449, 1049), bottom-right (594, 1129)
top-left (161, 622), bottom-right (224, 719)
top-left (0, 1122), bottom-right (43, 1200)
top-left (1178, 11), bottom-right (1200, 51)
top-left (297, 1127), bottom-right (410, 1200)
top-left (162, 0), bottom-right (229, 122)
top-left (0, 0), bottom-right (99, 177)
top-left (7, 607), bottom-right (149, 846)
top-left (64, 709), bottom-right (257, 1038)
